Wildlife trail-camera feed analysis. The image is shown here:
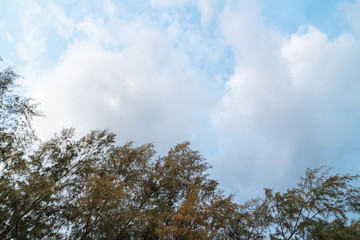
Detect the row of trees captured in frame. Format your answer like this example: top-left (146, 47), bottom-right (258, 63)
top-left (1, 63), bottom-right (360, 239)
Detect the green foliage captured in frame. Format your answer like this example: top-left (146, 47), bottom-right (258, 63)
top-left (0, 63), bottom-right (360, 239)
top-left (264, 167), bottom-right (360, 240)
top-left (311, 219), bottom-right (360, 240)
top-left (0, 64), bottom-right (234, 238)
top-left (1, 129), bottom-right (234, 239)
top-left (230, 167), bottom-right (360, 240)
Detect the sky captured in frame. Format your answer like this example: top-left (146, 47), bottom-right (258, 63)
top-left (1, 0), bottom-right (360, 201)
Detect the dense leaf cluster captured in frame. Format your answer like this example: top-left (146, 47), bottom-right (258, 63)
top-left (0, 64), bottom-right (360, 239)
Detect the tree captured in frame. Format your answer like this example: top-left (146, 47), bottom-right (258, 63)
top-left (261, 167), bottom-right (360, 240)
top-left (0, 63), bottom-right (46, 239)
top-left (226, 197), bottom-right (271, 239)
top-left (1, 62), bottom-right (360, 239)
top-left (310, 219), bottom-right (360, 239)
top-left (1, 129), bottom-right (236, 239)
top-left (0, 62), bottom-right (236, 239)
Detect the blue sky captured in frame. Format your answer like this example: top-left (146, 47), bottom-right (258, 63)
top-left (1, 0), bottom-right (360, 201)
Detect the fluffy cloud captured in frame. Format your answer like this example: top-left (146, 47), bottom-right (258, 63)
top-left (211, 2), bottom-right (360, 197)
top-left (11, 0), bottom-right (360, 201)
top-left (344, 0), bottom-right (360, 34)
top-left (151, 0), bottom-right (191, 8)
top-left (29, 17), bottom-right (217, 155)
top-left (0, 22), bottom-right (13, 42)
top-left (47, 1), bottom-right (74, 39)
top-left (197, 0), bottom-right (217, 26)
top-left (16, 1), bottom-right (47, 63)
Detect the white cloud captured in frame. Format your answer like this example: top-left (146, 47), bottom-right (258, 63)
top-left (16, 1), bottom-right (47, 63)
top-left (104, 0), bottom-right (118, 21)
top-left (151, 0), bottom-right (191, 8)
top-left (344, 0), bottom-right (360, 34)
top-left (77, 18), bottom-right (111, 44)
top-left (14, 0), bottom-right (360, 201)
top-left (47, 1), bottom-right (74, 39)
top-left (0, 22), bottom-right (13, 42)
top-left (211, 1), bottom-right (360, 197)
top-left (197, 0), bottom-right (216, 26)
top-left (29, 17), bottom-right (216, 155)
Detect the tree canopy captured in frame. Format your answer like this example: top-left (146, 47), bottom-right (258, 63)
top-left (0, 63), bottom-right (360, 239)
